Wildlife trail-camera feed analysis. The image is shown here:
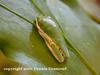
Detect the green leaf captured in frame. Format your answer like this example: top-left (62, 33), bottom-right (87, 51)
top-left (0, 0), bottom-right (100, 75)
